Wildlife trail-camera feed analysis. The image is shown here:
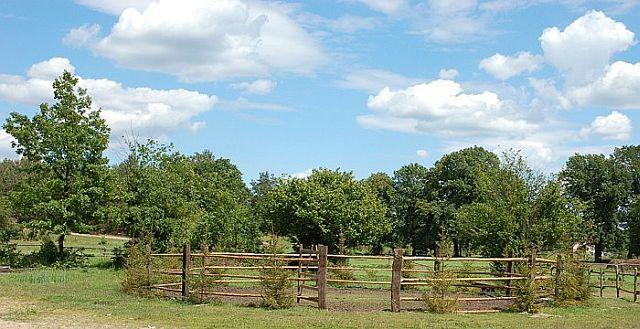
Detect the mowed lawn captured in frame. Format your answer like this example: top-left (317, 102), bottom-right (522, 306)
top-left (0, 267), bottom-right (638, 329)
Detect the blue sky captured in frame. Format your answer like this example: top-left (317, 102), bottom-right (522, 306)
top-left (1, 0), bottom-right (640, 181)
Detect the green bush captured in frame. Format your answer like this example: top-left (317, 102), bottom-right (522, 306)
top-left (554, 252), bottom-right (591, 305)
top-left (423, 269), bottom-right (458, 313)
top-left (511, 266), bottom-right (543, 313)
top-left (259, 236), bottom-right (294, 309)
top-left (122, 240), bottom-right (153, 296)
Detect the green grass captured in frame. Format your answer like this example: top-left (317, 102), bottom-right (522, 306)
top-left (1, 267), bottom-right (639, 329)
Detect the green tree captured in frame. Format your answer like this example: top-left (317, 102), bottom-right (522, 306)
top-left (263, 168), bottom-right (389, 252)
top-left (364, 172), bottom-right (395, 254)
top-left (612, 145), bottom-right (640, 257)
top-left (458, 151), bottom-right (580, 257)
top-left (560, 154), bottom-right (630, 262)
top-left (391, 164), bottom-right (431, 254)
top-left (421, 146), bottom-right (500, 256)
top-left (3, 71), bottom-right (111, 256)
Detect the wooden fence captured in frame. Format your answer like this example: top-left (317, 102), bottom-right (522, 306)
top-left (588, 263), bottom-right (639, 302)
top-left (150, 244), bottom-right (329, 309)
top-left (147, 245), bottom-right (567, 311)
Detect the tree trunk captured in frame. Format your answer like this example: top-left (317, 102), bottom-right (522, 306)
top-left (595, 243), bottom-right (603, 263)
top-left (453, 240), bottom-right (461, 257)
top-left (58, 233), bottom-right (65, 259)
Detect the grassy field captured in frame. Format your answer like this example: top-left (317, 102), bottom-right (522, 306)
top-left (1, 267), bottom-right (639, 329)
top-left (2, 235), bottom-right (639, 328)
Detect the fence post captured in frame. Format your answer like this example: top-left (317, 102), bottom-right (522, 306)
top-left (297, 244), bottom-right (303, 304)
top-left (529, 248), bottom-right (537, 279)
top-left (506, 251), bottom-right (515, 297)
top-left (554, 254), bottom-right (563, 298)
top-left (391, 248), bottom-right (403, 312)
top-left (146, 243), bottom-right (152, 291)
top-left (599, 268), bottom-right (604, 297)
top-left (634, 267), bottom-right (638, 303)
top-left (317, 245), bottom-right (328, 310)
top-left (615, 265), bottom-right (620, 298)
top-left (182, 243), bottom-right (191, 299)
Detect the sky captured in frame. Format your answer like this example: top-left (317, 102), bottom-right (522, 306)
top-left (1, 0), bottom-right (640, 181)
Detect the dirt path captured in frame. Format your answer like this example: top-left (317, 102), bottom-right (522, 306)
top-left (0, 299), bottom-right (132, 329)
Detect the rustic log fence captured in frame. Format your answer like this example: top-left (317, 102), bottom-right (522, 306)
top-left (588, 263), bottom-right (639, 302)
top-left (145, 245), bottom-right (637, 312)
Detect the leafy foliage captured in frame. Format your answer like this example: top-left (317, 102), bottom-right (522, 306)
top-left (3, 71), bottom-right (111, 256)
top-left (262, 168), bottom-right (389, 252)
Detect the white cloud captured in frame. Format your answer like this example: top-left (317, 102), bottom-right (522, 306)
top-left (579, 111), bottom-right (632, 140)
top-left (74, 0), bottom-right (154, 15)
top-left (0, 58), bottom-right (218, 137)
top-left (540, 10), bottom-right (635, 85)
top-left (349, 0), bottom-right (408, 15)
top-left (63, 24), bottom-right (101, 47)
top-left (221, 97), bottom-right (293, 112)
top-left (84, 0), bottom-right (325, 82)
top-left (335, 69), bottom-right (422, 93)
top-left (479, 52), bottom-right (544, 80)
top-left (231, 79), bottom-right (276, 95)
top-left (0, 129), bottom-right (15, 158)
top-left (528, 78), bottom-right (571, 110)
top-left (328, 15), bottom-right (379, 33)
top-left (438, 68), bottom-right (459, 80)
top-left (359, 79), bottom-right (538, 137)
top-left (291, 168), bottom-right (313, 179)
top-left (569, 61), bottom-right (640, 109)
top-left (416, 149), bottom-right (429, 158)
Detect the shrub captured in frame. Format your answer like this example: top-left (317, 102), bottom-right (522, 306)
top-left (259, 236), bottom-right (294, 309)
top-left (111, 245), bottom-right (128, 269)
top-left (122, 239), bottom-right (153, 296)
top-left (554, 252), bottom-right (591, 305)
top-left (423, 269), bottom-right (458, 313)
top-left (511, 266), bottom-right (543, 313)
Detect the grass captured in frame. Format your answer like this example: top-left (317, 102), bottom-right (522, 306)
top-left (1, 267), bottom-right (639, 328)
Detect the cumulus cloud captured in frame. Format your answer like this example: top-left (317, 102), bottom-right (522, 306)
top-left (479, 52), bottom-right (544, 80)
top-left (74, 0), bottom-right (153, 15)
top-left (63, 24), bottom-right (101, 47)
top-left (291, 168), bottom-right (313, 179)
top-left (569, 61), bottom-right (640, 109)
top-left (528, 78), bottom-right (572, 110)
top-left (579, 111), bottom-right (632, 140)
top-left (335, 69), bottom-right (422, 93)
top-left (358, 79), bottom-right (538, 137)
top-left (0, 129), bottom-right (15, 158)
top-left (231, 79), bottom-right (276, 95)
top-left (416, 149), bottom-right (429, 158)
top-left (438, 68), bottom-right (459, 80)
top-left (80, 0), bottom-right (325, 82)
top-left (0, 58), bottom-right (217, 137)
top-left (540, 10), bottom-right (635, 85)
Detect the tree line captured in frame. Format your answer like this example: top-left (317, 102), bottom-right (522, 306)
top-left (1, 72), bottom-right (639, 263)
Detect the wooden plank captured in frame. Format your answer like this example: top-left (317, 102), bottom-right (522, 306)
top-left (600, 268), bottom-right (604, 297)
top-left (300, 285), bottom-right (318, 291)
top-left (391, 248), bottom-right (403, 313)
top-left (298, 295), bottom-right (319, 302)
top-left (328, 254), bottom-right (393, 260)
top-left (634, 267), bottom-right (638, 303)
top-left (327, 266), bottom-right (391, 272)
top-left (328, 279), bottom-right (391, 285)
top-left (200, 291), bottom-right (262, 298)
top-left (616, 265), bottom-right (621, 298)
top-left (401, 296), bottom-right (516, 302)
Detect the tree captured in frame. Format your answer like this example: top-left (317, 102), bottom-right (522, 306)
top-left (252, 171), bottom-right (281, 232)
top-left (458, 151), bottom-right (580, 257)
top-left (263, 168), bottom-right (389, 252)
top-left (422, 146), bottom-right (500, 256)
top-left (391, 164), bottom-right (431, 254)
top-left (364, 172), bottom-right (395, 254)
top-left (3, 71), bottom-right (111, 256)
top-left (612, 146), bottom-right (640, 257)
top-left (560, 154), bottom-right (630, 262)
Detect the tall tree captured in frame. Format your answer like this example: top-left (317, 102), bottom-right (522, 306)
top-left (422, 146), bottom-right (500, 256)
top-left (263, 168), bottom-right (389, 252)
top-left (612, 145), bottom-right (640, 257)
top-left (561, 154), bottom-right (630, 262)
top-left (364, 172), bottom-right (395, 254)
top-left (3, 71), bottom-right (111, 256)
top-left (391, 163), bottom-right (431, 255)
